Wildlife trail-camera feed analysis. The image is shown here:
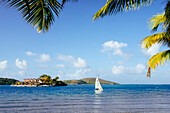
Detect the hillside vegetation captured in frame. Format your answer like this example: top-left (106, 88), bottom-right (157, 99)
top-left (0, 78), bottom-right (18, 85)
top-left (64, 78), bottom-right (119, 85)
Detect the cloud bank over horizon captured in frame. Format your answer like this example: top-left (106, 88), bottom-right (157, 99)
top-left (0, 40), bottom-right (165, 83)
top-left (57, 54), bottom-right (88, 69)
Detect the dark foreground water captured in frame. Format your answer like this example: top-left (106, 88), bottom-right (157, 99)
top-left (0, 84), bottom-right (170, 113)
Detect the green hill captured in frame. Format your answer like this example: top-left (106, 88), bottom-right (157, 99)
top-left (63, 78), bottom-right (119, 85)
top-left (0, 78), bottom-right (18, 85)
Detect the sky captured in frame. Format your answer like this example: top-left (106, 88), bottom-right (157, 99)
top-left (0, 0), bottom-right (169, 84)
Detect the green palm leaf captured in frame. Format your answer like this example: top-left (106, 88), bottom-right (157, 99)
top-left (141, 32), bottom-right (170, 48)
top-left (148, 12), bottom-right (166, 31)
top-left (164, 1), bottom-right (170, 32)
top-left (1, 0), bottom-right (61, 33)
top-left (142, 1), bottom-right (170, 77)
top-left (93, 0), bottom-right (155, 20)
top-left (147, 49), bottom-right (170, 70)
top-left (147, 50), bottom-right (170, 78)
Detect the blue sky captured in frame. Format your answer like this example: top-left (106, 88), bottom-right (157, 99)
top-left (0, 0), bottom-right (169, 84)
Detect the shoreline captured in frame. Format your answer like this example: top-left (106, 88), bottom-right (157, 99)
top-left (11, 84), bottom-right (58, 87)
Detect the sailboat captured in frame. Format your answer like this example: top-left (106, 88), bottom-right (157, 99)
top-left (95, 77), bottom-right (103, 92)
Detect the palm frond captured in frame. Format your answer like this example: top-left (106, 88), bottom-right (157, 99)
top-left (147, 50), bottom-right (170, 71)
top-left (143, 1), bottom-right (170, 77)
top-left (164, 1), bottom-right (170, 32)
top-left (93, 0), bottom-right (155, 20)
top-left (23, 0), bottom-right (30, 13)
top-left (141, 32), bottom-right (170, 48)
top-left (148, 12), bottom-right (166, 31)
top-left (1, 0), bottom-right (61, 33)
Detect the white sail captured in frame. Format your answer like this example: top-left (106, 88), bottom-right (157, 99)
top-left (95, 77), bottom-right (103, 91)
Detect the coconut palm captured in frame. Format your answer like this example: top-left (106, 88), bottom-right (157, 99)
top-left (93, 0), bottom-right (155, 20)
top-left (49, 79), bottom-right (53, 85)
top-left (43, 75), bottom-right (51, 84)
top-left (40, 74), bottom-right (48, 83)
top-left (1, 0), bottom-right (76, 33)
top-left (52, 76), bottom-right (59, 84)
top-left (141, 1), bottom-right (170, 77)
top-left (40, 74), bottom-right (47, 78)
top-left (54, 76), bottom-right (59, 81)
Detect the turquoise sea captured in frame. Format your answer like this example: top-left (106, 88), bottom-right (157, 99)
top-left (1, 84), bottom-right (170, 113)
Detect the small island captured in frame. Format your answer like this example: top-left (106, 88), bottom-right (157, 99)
top-left (11, 74), bottom-right (67, 87)
top-left (1, 76), bottom-right (119, 86)
top-left (63, 78), bottom-right (119, 85)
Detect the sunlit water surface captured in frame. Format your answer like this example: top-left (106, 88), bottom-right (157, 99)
top-left (1, 84), bottom-right (170, 113)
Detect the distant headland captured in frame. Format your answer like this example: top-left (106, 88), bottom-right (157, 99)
top-left (63, 78), bottom-right (119, 85)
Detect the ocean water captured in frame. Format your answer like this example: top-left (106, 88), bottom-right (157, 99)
top-left (0, 84), bottom-right (170, 113)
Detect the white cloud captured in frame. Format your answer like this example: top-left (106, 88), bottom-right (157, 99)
top-left (73, 68), bottom-right (91, 78)
top-left (26, 52), bottom-right (51, 63)
top-left (98, 68), bottom-right (112, 78)
top-left (36, 53), bottom-right (51, 62)
top-left (18, 71), bottom-right (25, 76)
top-left (57, 55), bottom-right (75, 63)
top-left (101, 40), bottom-right (127, 56)
top-left (56, 64), bottom-right (66, 68)
top-left (75, 68), bottom-right (91, 74)
top-left (142, 43), bottom-right (161, 57)
top-left (0, 60), bottom-right (8, 70)
top-left (73, 58), bottom-right (88, 68)
top-left (112, 66), bottom-right (124, 75)
top-left (135, 64), bottom-right (146, 74)
top-left (16, 58), bottom-right (27, 70)
top-left (112, 64), bottom-right (146, 75)
top-left (57, 55), bottom-right (88, 68)
top-left (60, 68), bottom-right (91, 80)
top-left (26, 51), bottom-right (36, 56)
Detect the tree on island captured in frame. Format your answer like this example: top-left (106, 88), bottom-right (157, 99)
top-left (39, 74), bottom-right (48, 78)
top-left (54, 76), bottom-right (59, 81)
top-left (44, 75), bottom-right (51, 84)
top-left (39, 74), bottom-right (59, 85)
